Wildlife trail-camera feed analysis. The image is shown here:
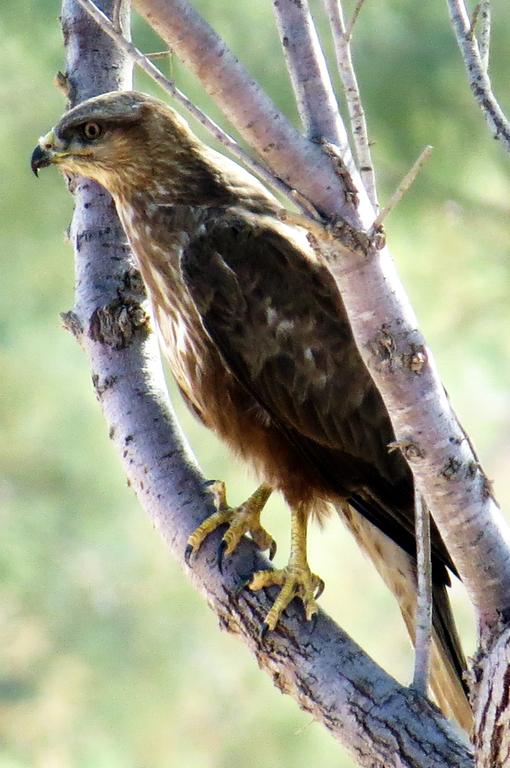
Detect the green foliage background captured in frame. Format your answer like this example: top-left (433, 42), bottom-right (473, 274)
top-left (1, 1), bottom-right (510, 766)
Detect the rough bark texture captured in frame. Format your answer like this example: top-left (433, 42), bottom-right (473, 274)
top-left (472, 625), bottom-right (510, 768)
top-left (55, 1), bottom-right (477, 765)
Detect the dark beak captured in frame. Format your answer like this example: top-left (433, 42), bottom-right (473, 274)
top-left (31, 145), bottom-right (52, 177)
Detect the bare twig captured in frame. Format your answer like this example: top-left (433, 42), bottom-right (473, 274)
top-left (447, 0), bottom-right (510, 151)
top-left (412, 492), bottom-right (432, 697)
top-left (346, 0), bottom-right (367, 40)
top-left (372, 145), bottom-right (433, 231)
top-left (145, 49), bottom-right (172, 60)
top-left (323, 0), bottom-right (379, 211)
top-left (75, 0), bottom-right (309, 213)
top-left (271, 0), bottom-right (346, 149)
top-left (470, 3), bottom-right (482, 35)
top-left (469, 1), bottom-right (491, 72)
top-left (478, 0), bottom-right (491, 72)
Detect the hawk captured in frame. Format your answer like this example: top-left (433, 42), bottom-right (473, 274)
top-left (31, 91), bottom-right (471, 729)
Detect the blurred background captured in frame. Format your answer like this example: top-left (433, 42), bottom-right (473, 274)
top-left (2, 0), bottom-right (510, 765)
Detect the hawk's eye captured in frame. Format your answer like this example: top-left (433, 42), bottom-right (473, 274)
top-left (82, 122), bottom-right (102, 141)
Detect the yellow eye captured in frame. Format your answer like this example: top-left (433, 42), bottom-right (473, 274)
top-left (82, 122), bottom-right (102, 140)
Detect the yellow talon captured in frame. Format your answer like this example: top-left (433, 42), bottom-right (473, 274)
top-left (185, 481), bottom-right (274, 567)
top-left (249, 505), bottom-right (324, 634)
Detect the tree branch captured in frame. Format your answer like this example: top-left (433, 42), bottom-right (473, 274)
top-left (271, 0), bottom-right (347, 148)
top-left (446, 0), bottom-right (510, 152)
top-left (372, 145), bottom-right (433, 231)
top-left (323, 0), bottom-right (379, 210)
top-left (412, 492), bottom-right (432, 697)
top-left (477, 0), bottom-right (491, 72)
top-left (472, 624), bottom-right (510, 767)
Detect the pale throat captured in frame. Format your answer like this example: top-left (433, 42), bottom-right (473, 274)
top-left (110, 187), bottom-right (186, 288)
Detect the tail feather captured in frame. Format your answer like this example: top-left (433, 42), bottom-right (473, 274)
top-left (336, 501), bottom-right (472, 732)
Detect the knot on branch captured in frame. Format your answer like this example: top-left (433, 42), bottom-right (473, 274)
top-left (404, 346), bottom-right (428, 374)
top-left (60, 309), bottom-right (83, 339)
top-left (388, 439), bottom-right (426, 461)
top-left (89, 297), bottom-right (150, 349)
top-left (441, 457), bottom-right (463, 480)
top-left (370, 325), bottom-right (396, 365)
top-left (324, 218), bottom-right (370, 255)
top-left (369, 225), bottom-right (386, 251)
top-left (53, 69), bottom-right (74, 103)
top-left (317, 138), bottom-right (359, 209)
top-left (91, 373), bottom-right (118, 399)
top-left (121, 265), bottom-right (146, 302)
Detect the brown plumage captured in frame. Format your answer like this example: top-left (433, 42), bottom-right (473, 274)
top-left (32, 91), bottom-right (471, 730)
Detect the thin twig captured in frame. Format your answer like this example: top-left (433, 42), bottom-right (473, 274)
top-left (412, 491), bottom-right (432, 697)
top-left (75, 0), bottom-right (309, 213)
top-left (447, 0), bottom-right (510, 152)
top-left (469, 3), bottom-right (482, 36)
top-left (478, 0), bottom-right (491, 72)
top-left (346, 0), bottom-right (367, 41)
top-left (146, 49), bottom-right (172, 60)
top-left (324, 0), bottom-right (378, 211)
top-left (271, 0), bottom-right (346, 148)
top-left (372, 145), bottom-right (432, 231)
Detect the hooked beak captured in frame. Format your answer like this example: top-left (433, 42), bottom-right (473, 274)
top-left (31, 145), bottom-right (53, 176)
top-left (30, 130), bottom-right (67, 176)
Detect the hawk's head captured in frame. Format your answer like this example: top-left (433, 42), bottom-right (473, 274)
top-left (32, 90), bottom-right (221, 197)
top-left (31, 90), bottom-right (276, 209)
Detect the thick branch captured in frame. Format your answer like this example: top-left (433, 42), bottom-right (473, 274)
top-left (446, 0), bottom-right (510, 152)
top-left (271, 0), bottom-right (347, 148)
top-left (57, 2), bottom-right (476, 765)
top-left (472, 625), bottom-right (510, 767)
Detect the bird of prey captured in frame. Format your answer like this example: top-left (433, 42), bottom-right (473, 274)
top-left (31, 91), bottom-right (471, 729)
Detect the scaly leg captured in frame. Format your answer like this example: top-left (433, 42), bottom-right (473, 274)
top-left (248, 504), bottom-right (324, 637)
top-left (185, 481), bottom-right (275, 567)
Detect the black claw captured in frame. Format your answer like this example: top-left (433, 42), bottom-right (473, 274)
top-left (309, 612), bottom-right (318, 634)
top-left (234, 576), bottom-right (252, 598)
top-left (315, 579), bottom-right (325, 599)
top-left (259, 622), bottom-right (270, 641)
top-left (217, 539), bottom-right (228, 573)
top-left (184, 544), bottom-right (193, 566)
top-left (269, 540), bottom-right (277, 561)
top-left (203, 479), bottom-right (217, 487)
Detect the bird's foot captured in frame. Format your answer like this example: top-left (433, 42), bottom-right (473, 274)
top-left (185, 481), bottom-right (275, 568)
top-left (249, 561), bottom-right (324, 637)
